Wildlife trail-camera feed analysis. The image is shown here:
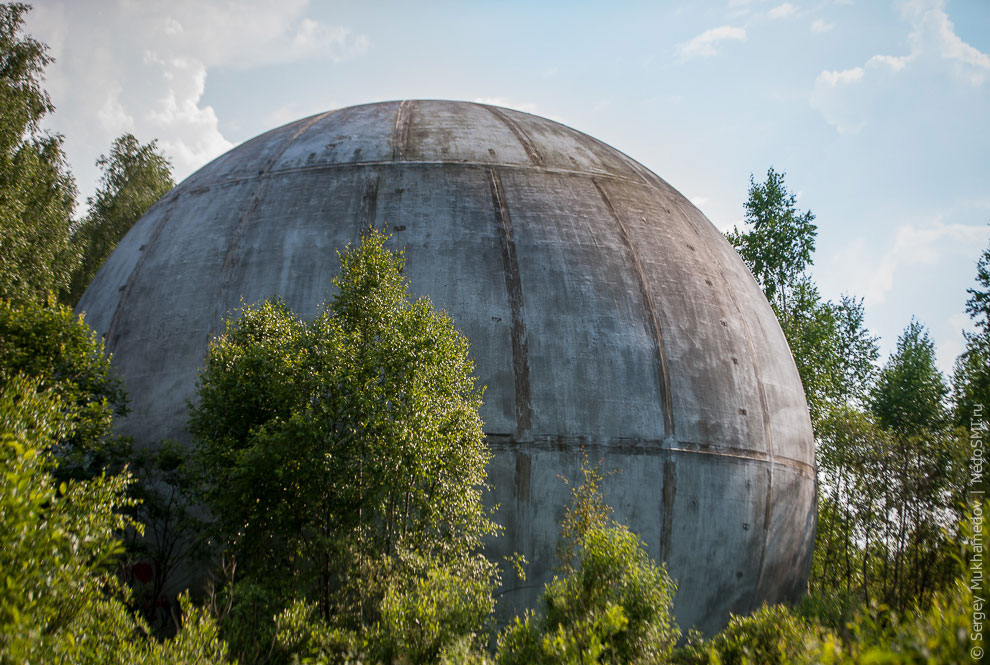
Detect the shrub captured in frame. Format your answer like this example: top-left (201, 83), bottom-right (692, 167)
top-left (497, 458), bottom-right (679, 665)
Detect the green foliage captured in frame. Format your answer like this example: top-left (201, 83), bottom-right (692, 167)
top-left (871, 319), bottom-right (949, 438)
top-left (66, 133), bottom-right (174, 305)
top-left (833, 294), bottom-right (881, 407)
top-left (190, 229), bottom-right (498, 662)
top-left (965, 237), bottom-right (990, 333)
top-left (0, 295), bottom-right (128, 477)
top-left (675, 604), bottom-right (817, 665)
top-left (272, 553), bottom-right (498, 664)
top-left (806, 509), bottom-right (985, 664)
top-left (678, 503), bottom-right (986, 665)
top-left (727, 167), bottom-right (972, 617)
top-left (0, 376), bottom-right (231, 664)
top-left (726, 167), bottom-right (816, 315)
top-left (727, 169), bottom-right (878, 424)
top-left (811, 405), bottom-right (891, 601)
top-left (0, 377), bottom-right (132, 658)
top-left (0, 3), bottom-right (78, 304)
top-left (812, 396), bottom-right (967, 611)
top-left (555, 458), bottom-right (614, 573)
top-left (372, 553), bottom-right (497, 664)
top-left (952, 334), bottom-right (990, 433)
top-left (954, 238), bottom-right (990, 430)
top-left (498, 459), bottom-right (679, 665)
top-left (775, 281), bottom-right (878, 422)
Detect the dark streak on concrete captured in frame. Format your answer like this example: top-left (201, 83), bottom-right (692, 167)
top-left (593, 179), bottom-right (674, 438)
top-left (515, 452), bottom-right (532, 502)
top-left (482, 104), bottom-right (546, 168)
top-left (482, 434), bottom-right (814, 475)
top-left (661, 460), bottom-right (676, 561)
top-left (182, 159), bottom-right (648, 193)
top-left (360, 172), bottom-right (381, 230)
top-left (488, 168), bottom-right (533, 439)
top-left (210, 112), bottom-right (333, 338)
top-left (105, 192), bottom-right (181, 353)
top-left (392, 100), bottom-right (414, 161)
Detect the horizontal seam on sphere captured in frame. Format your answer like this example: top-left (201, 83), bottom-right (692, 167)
top-left (483, 435), bottom-right (814, 475)
top-left (176, 159), bottom-right (654, 193)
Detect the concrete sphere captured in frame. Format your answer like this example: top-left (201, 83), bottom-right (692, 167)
top-left (78, 100), bottom-right (815, 633)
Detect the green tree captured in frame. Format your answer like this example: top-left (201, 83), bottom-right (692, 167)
top-left (811, 322), bottom-right (968, 613)
top-left (952, 335), bottom-right (989, 432)
top-left (867, 321), bottom-right (964, 610)
top-left (675, 603), bottom-right (817, 665)
top-left (727, 170), bottom-right (877, 422)
top-left (0, 295), bottom-right (128, 478)
top-left (0, 376), bottom-right (231, 665)
top-left (66, 133), bottom-right (174, 305)
top-left (871, 319), bottom-right (948, 438)
top-left (189, 230), bottom-right (499, 662)
top-left (497, 460), bottom-right (680, 665)
top-left (810, 405), bottom-right (891, 605)
top-left (833, 294), bottom-right (880, 406)
top-left (726, 166), bottom-right (817, 316)
top-left (0, 294), bottom-right (211, 631)
top-left (953, 238), bottom-right (990, 430)
top-left (675, 503), bottom-right (986, 665)
top-left (965, 236), bottom-right (990, 331)
top-left (0, 3), bottom-right (78, 304)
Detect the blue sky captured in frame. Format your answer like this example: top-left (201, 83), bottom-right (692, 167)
top-left (28, 0), bottom-right (990, 375)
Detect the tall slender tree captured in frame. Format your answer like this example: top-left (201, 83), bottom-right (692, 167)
top-left (726, 166), bottom-right (817, 316)
top-left (0, 3), bottom-right (78, 304)
top-left (953, 238), bottom-right (990, 430)
top-left (66, 134), bottom-right (174, 305)
top-left (727, 167), bottom-right (876, 422)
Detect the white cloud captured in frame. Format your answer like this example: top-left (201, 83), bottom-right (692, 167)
top-left (830, 221), bottom-right (990, 307)
top-left (867, 54), bottom-right (911, 71)
top-left (26, 0), bottom-right (369, 202)
top-left (810, 0), bottom-right (990, 131)
top-left (818, 66), bottom-right (865, 87)
top-left (811, 18), bottom-right (835, 33)
top-left (678, 25), bottom-right (747, 60)
top-left (768, 3), bottom-right (797, 19)
top-left (908, 1), bottom-right (990, 84)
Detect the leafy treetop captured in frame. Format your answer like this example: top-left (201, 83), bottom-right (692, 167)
top-left (0, 2), bottom-right (78, 304)
top-left (189, 229), bottom-right (497, 655)
top-left (726, 166), bottom-right (817, 316)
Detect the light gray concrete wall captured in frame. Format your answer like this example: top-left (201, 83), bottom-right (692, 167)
top-left (77, 100), bottom-right (816, 634)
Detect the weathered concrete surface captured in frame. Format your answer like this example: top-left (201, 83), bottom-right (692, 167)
top-left (77, 100), bottom-right (816, 634)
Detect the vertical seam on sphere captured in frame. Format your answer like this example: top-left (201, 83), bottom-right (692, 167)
top-left (661, 457), bottom-right (677, 562)
top-left (487, 167), bottom-right (533, 440)
top-left (392, 100), bottom-right (415, 161)
top-left (209, 110), bottom-right (334, 339)
top-left (593, 178), bottom-right (674, 439)
top-left (482, 105), bottom-right (546, 168)
top-left (105, 191), bottom-right (182, 353)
